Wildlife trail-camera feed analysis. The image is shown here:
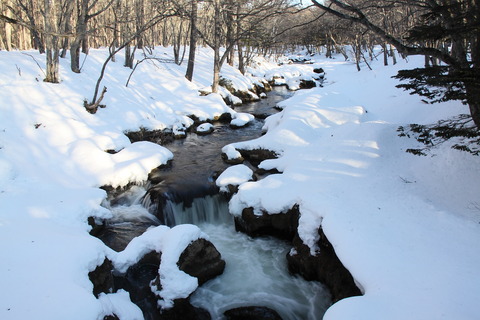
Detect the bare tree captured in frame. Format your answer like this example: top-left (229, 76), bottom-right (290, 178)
top-left (311, 0), bottom-right (480, 128)
top-left (185, 0), bottom-right (198, 81)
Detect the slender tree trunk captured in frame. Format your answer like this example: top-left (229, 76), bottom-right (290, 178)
top-left (238, 43), bottom-right (245, 74)
top-left (382, 43), bottom-right (388, 66)
top-left (211, 1), bottom-right (221, 93)
top-left (185, 0), bottom-right (197, 81)
top-left (212, 46), bottom-right (220, 93)
top-left (465, 84), bottom-right (480, 128)
top-left (70, 0), bottom-right (88, 73)
top-left (389, 44), bottom-right (397, 65)
top-left (60, 0), bottom-right (74, 58)
top-left (124, 44), bottom-right (135, 68)
top-left (326, 34), bottom-right (332, 58)
top-left (4, 0), bottom-right (12, 50)
top-left (44, 0), bottom-right (60, 83)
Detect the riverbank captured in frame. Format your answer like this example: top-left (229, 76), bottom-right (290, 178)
top-left (0, 47), bottom-right (317, 319)
top-left (225, 54), bottom-right (480, 319)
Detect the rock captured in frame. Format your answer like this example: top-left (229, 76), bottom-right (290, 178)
top-left (158, 298), bottom-right (211, 320)
top-left (313, 67), bottom-right (324, 74)
top-left (236, 148), bottom-right (278, 167)
top-left (195, 123), bottom-right (214, 135)
top-left (221, 145), bottom-right (244, 165)
top-left (232, 204), bottom-right (361, 304)
top-left (177, 238), bottom-right (226, 285)
top-left (89, 258), bottom-right (114, 297)
top-left (124, 128), bottom-right (172, 145)
top-left (221, 152), bottom-right (244, 165)
top-left (232, 90), bottom-right (260, 103)
top-left (299, 79), bottom-right (317, 89)
top-left (287, 228), bottom-right (362, 303)
top-left (234, 206), bottom-right (299, 240)
top-left (224, 306), bottom-right (283, 320)
top-left (214, 112), bottom-right (233, 123)
top-left (113, 251), bottom-right (161, 314)
top-left (230, 113), bottom-right (255, 129)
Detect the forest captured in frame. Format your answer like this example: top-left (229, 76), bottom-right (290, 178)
top-left (1, 0), bottom-right (479, 131)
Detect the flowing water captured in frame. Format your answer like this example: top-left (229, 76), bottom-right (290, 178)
top-left (102, 87), bottom-right (332, 319)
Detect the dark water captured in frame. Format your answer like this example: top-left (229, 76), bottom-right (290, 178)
top-left (151, 86), bottom-right (292, 187)
top-left (100, 86), bottom-right (331, 320)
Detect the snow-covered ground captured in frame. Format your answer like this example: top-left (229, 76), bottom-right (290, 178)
top-left (0, 45), bottom-right (479, 320)
top-left (226, 54), bottom-right (480, 319)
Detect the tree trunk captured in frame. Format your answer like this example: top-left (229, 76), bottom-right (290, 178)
top-left (70, 0), bottom-right (87, 73)
top-left (382, 43), bottom-right (388, 66)
top-left (326, 34), bottom-right (332, 58)
top-left (238, 43), bottom-right (245, 75)
top-left (465, 84), bottom-right (480, 129)
top-left (45, 48), bottom-right (60, 83)
top-left (185, 0), bottom-right (198, 82)
top-left (212, 46), bottom-right (220, 93)
top-left (389, 44), bottom-right (396, 65)
top-left (4, 0), bottom-right (12, 51)
top-left (211, 1), bottom-right (221, 93)
top-left (124, 44), bottom-right (135, 68)
top-left (44, 0), bottom-right (60, 83)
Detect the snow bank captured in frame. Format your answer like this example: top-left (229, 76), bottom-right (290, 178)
top-left (0, 47), bottom-right (281, 320)
top-left (227, 53), bottom-right (480, 320)
top-left (1, 45), bottom-right (479, 320)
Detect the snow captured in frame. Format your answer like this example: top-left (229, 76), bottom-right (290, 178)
top-left (216, 164), bottom-right (254, 192)
top-left (111, 224), bottom-right (206, 309)
top-left (230, 112), bottom-right (255, 127)
top-left (0, 46), bottom-right (272, 320)
top-left (98, 290), bottom-right (144, 320)
top-left (196, 122), bottom-right (214, 134)
top-left (222, 144), bottom-right (243, 161)
top-left (1, 44), bottom-right (479, 320)
top-left (226, 52), bottom-right (480, 320)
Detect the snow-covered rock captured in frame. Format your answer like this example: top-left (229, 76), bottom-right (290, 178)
top-left (195, 123), bottom-right (214, 135)
top-left (230, 112), bottom-right (255, 128)
top-left (216, 164), bottom-right (254, 193)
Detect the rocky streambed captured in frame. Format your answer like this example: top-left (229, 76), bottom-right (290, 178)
top-left (88, 85), bottom-right (361, 320)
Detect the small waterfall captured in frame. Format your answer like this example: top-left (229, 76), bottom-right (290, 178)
top-left (161, 194), bottom-right (233, 227)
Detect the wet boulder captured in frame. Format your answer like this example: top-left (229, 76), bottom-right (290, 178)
top-left (234, 206), bottom-right (299, 241)
top-left (287, 228), bottom-right (362, 303)
top-left (113, 251), bottom-right (161, 315)
top-left (236, 148), bottom-right (278, 167)
top-left (157, 298), bottom-right (211, 320)
top-left (89, 258), bottom-right (114, 297)
top-left (224, 306), bottom-right (283, 320)
top-left (177, 238), bottom-right (226, 285)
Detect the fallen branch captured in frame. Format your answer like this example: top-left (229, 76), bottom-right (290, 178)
top-left (84, 86), bottom-right (107, 114)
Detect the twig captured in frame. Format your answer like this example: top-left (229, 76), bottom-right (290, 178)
top-left (21, 52), bottom-right (46, 77)
top-left (399, 176), bottom-right (414, 183)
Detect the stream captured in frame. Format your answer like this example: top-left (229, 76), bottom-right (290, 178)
top-left (100, 86), bottom-right (332, 319)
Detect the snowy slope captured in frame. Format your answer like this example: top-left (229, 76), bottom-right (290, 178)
top-left (0, 45), bottom-right (479, 320)
top-left (0, 47), bottom-right (265, 320)
top-left (226, 55), bottom-right (480, 320)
